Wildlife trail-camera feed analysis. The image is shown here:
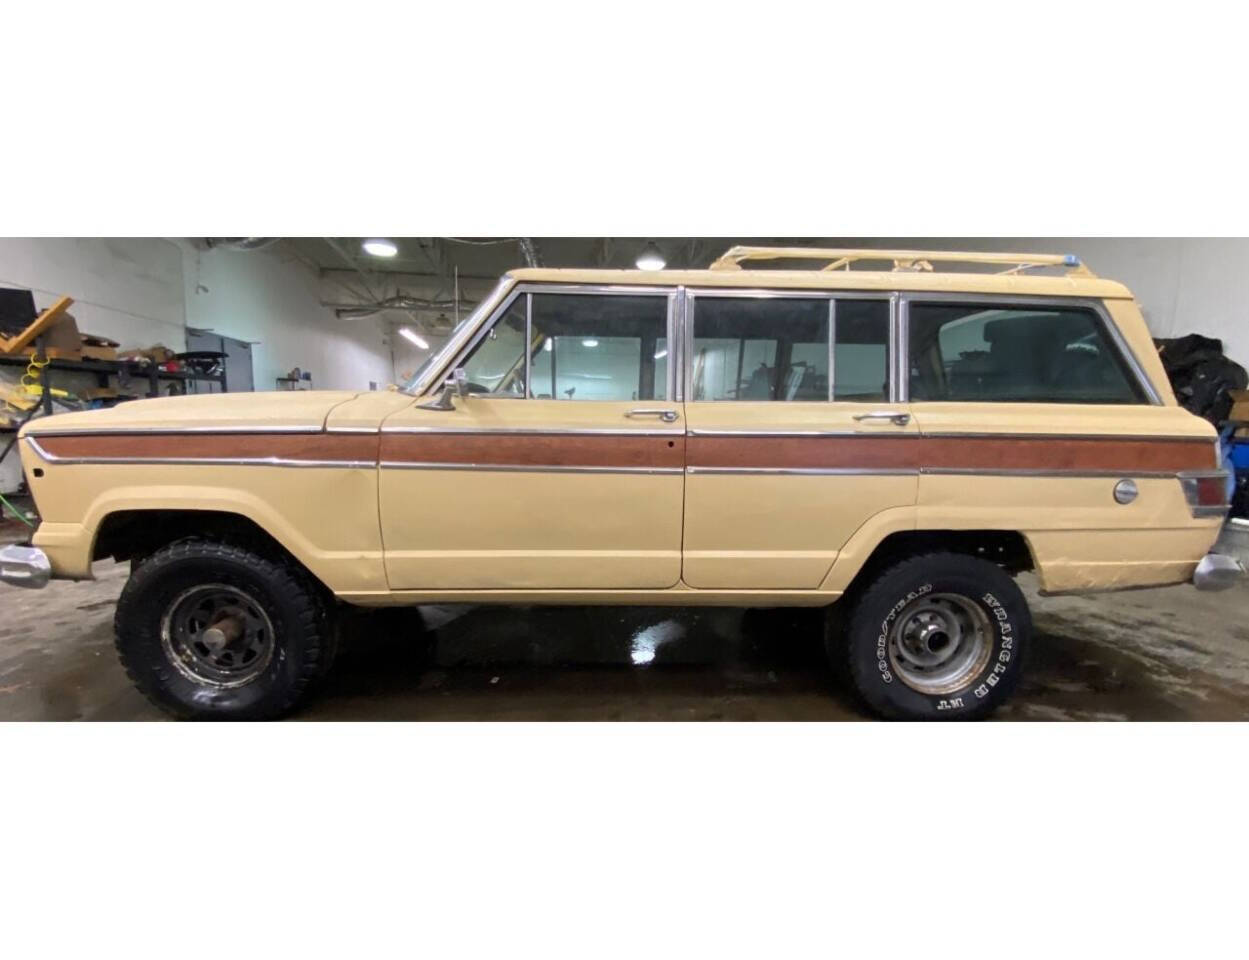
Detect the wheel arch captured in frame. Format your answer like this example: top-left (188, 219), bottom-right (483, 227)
top-left (822, 512), bottom-right (1037, 602)
top-left (91, 508), bottom-right (333, 593)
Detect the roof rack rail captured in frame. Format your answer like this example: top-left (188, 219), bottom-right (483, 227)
top-left (708, 246), bottom-right (1094, 277)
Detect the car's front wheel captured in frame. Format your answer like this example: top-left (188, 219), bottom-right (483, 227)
top-left (114, 540), bottom-right (332, 719)
top-left (833, 552), bottom-right (1031, 720)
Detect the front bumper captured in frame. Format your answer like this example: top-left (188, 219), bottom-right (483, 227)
top-left (0, 543), bottom-right (51, 589)
top-left (1193, 553), bottom-right (1246, 591)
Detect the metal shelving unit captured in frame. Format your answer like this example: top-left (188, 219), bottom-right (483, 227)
top-left (0, 352), bottom-right (227, 415)
top-left (0, 341), bottom-right (227, 472)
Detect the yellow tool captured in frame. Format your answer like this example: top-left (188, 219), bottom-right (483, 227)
top-left (17, 355), bottom-right (71, 401)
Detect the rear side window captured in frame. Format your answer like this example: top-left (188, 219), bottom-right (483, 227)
top-left (691, 297), bottom-right (829, 401)
top-left (833, 300), bottom-right (890, 402)
top-left (908, 303), bottom-right (1147, 404)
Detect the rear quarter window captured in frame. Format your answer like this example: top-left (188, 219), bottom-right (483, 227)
top-left (908, 302), bottom-right (1147, 404)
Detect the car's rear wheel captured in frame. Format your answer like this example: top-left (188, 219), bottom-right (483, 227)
top-left (831, 552), bottom-right (1031, 720)
top-left (115, 539), bottom-right (331, 720)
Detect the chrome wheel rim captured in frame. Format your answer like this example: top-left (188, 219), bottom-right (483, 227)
top-left (160, 584), bottom-right (275, 688)
top-left (888, 592), bottom-right (993, 695)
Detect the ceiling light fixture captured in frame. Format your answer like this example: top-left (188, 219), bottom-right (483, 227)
top-left (362, 238), bottom-right (398, 258)
top-left (398, 327), bottom-right (429, 350)
top-left (582, 338), bottom-right (599, 348)
top-left (636, 241), bottom-right (665, 271)
top-left (654, 348), bottom-right (668, 360)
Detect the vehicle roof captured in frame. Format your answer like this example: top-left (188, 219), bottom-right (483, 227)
top-left (506, 268), bottom-right (1134, 300)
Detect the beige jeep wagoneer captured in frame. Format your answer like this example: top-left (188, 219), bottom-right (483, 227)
top-left (2, 246), bottom-right (1242, 719)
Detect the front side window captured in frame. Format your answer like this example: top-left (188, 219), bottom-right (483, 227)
top-left (908, 302), bottom-right (1146, 404)
top-left (529, 294), bottom-right (668, 401)
top-left (457, 291), bottom-right (669, 401)
top-left (460, 296), bottom-right (528, 396)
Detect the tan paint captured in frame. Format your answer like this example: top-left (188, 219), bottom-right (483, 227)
top-left (18, 458), bottom-right (387, 591)
top-left (682, 402), bottom-right (919, 588)
top-left (377, 397), bottom-right (685, 590)
top-left (15, 253), bottom-right (1226, 604)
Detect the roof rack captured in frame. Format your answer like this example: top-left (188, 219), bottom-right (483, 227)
top-left (708, 246), bottom-right (1094, 277)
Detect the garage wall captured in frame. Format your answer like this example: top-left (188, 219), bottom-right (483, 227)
top-left (182, 244), bottom-right (391, 392)
top-left (0, 238), bottom-right (186, 350)
top-left (848, 238), bottom-right (1249, 368)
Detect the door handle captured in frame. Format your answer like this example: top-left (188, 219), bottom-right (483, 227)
top-left (626, 408), bottom-right (679, 423)
top-left (852, 411), bottom-right (911, 427)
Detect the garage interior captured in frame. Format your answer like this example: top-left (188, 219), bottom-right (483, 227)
top-left (2, 236), bottom-right (1247, 721)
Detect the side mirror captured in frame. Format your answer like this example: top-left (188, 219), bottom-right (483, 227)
top-left (419, 368), bottom-right (468, 411)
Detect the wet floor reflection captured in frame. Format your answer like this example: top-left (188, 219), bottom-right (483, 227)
top-left (313, 604), bottom-right (860, 721)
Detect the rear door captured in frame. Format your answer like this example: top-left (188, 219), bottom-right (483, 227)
top-left (681, 290), bottom-right (919, 589)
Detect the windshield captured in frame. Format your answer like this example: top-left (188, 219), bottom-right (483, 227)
top-left (400, 278), bottom-right (513, 395)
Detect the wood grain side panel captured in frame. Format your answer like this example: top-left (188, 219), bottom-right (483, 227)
top-left (688, 435), bottom-right (919, 470)
top-left (685, 435), bottom-right (1215, 473)
top-left (34, 432), bottom-right (380, 463)
top-left (381, 433), bottom-right (685, 469)
top-left (919, 436), bottom-right (1215, 472)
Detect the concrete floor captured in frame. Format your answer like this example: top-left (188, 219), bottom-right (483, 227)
top-left (2, 536), bottom-right (1248, 720)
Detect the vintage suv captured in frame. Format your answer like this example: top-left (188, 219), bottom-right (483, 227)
top-left (2, 246), bottom-right (1243, 720)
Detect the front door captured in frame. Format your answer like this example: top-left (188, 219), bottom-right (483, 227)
top-left (681, 291), bottom-right (918, 589)
top-left (379, 286), bottom-right (683, 590)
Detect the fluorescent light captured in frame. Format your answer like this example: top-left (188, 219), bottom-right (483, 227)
top-left (398, 327), bottom-right (429, 349)
top-left (362, 238), bottom-right (398, 258)
top-left (654, 348), bottom-right (668, 360)
top-left (581, 338), bottom-right (599, 348)
top-left (636, 242), bottom-right (665, 271)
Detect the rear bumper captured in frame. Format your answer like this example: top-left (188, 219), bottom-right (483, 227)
top-left (1193, 553), bottom-right (1246, 591)
top-left (0, 543), bottom-right (51, 589)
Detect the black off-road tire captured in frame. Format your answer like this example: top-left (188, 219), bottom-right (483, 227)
top-left (831, 552), bottom-right (1031, 721)
top-left (114, 540), bottom-right (332, 720)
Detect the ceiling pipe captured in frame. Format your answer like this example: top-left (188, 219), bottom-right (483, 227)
top-left (327, 295), bottom-right (478, 319)
top-left (205, 238), bottom-right (282, 250)
top-left (518, 237), bottom-right (542, 267)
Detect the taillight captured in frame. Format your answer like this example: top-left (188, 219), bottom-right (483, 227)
top-left (1179, 471), bottom-right (1231, 518)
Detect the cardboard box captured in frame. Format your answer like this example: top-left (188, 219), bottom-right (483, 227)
top-left (80, 333), bottom-right (119, 362)
top-left (1229, 389), bottom-right (1249, 426)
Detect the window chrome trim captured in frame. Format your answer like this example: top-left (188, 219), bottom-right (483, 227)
top-left (827, 298), bottom-right (836, 401)
top-left (522, 292), bottom-right (533, 399)
top-left (379, 461), bottom-right (682, 475)
top-left (896, 292), bottom-right (1162, 406)
top-left (679, 287), bottom-right (689, 401)
top-left (683, 288), bottom-right (894, 404)
top-left (664, 290), bottom-right (677, 402)
top-left (899, 297), bottom-right (909, 406)
top-left (406, 276), bottom-right (515, 397)
top-left (446, 282), bottom-right (677, 404)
